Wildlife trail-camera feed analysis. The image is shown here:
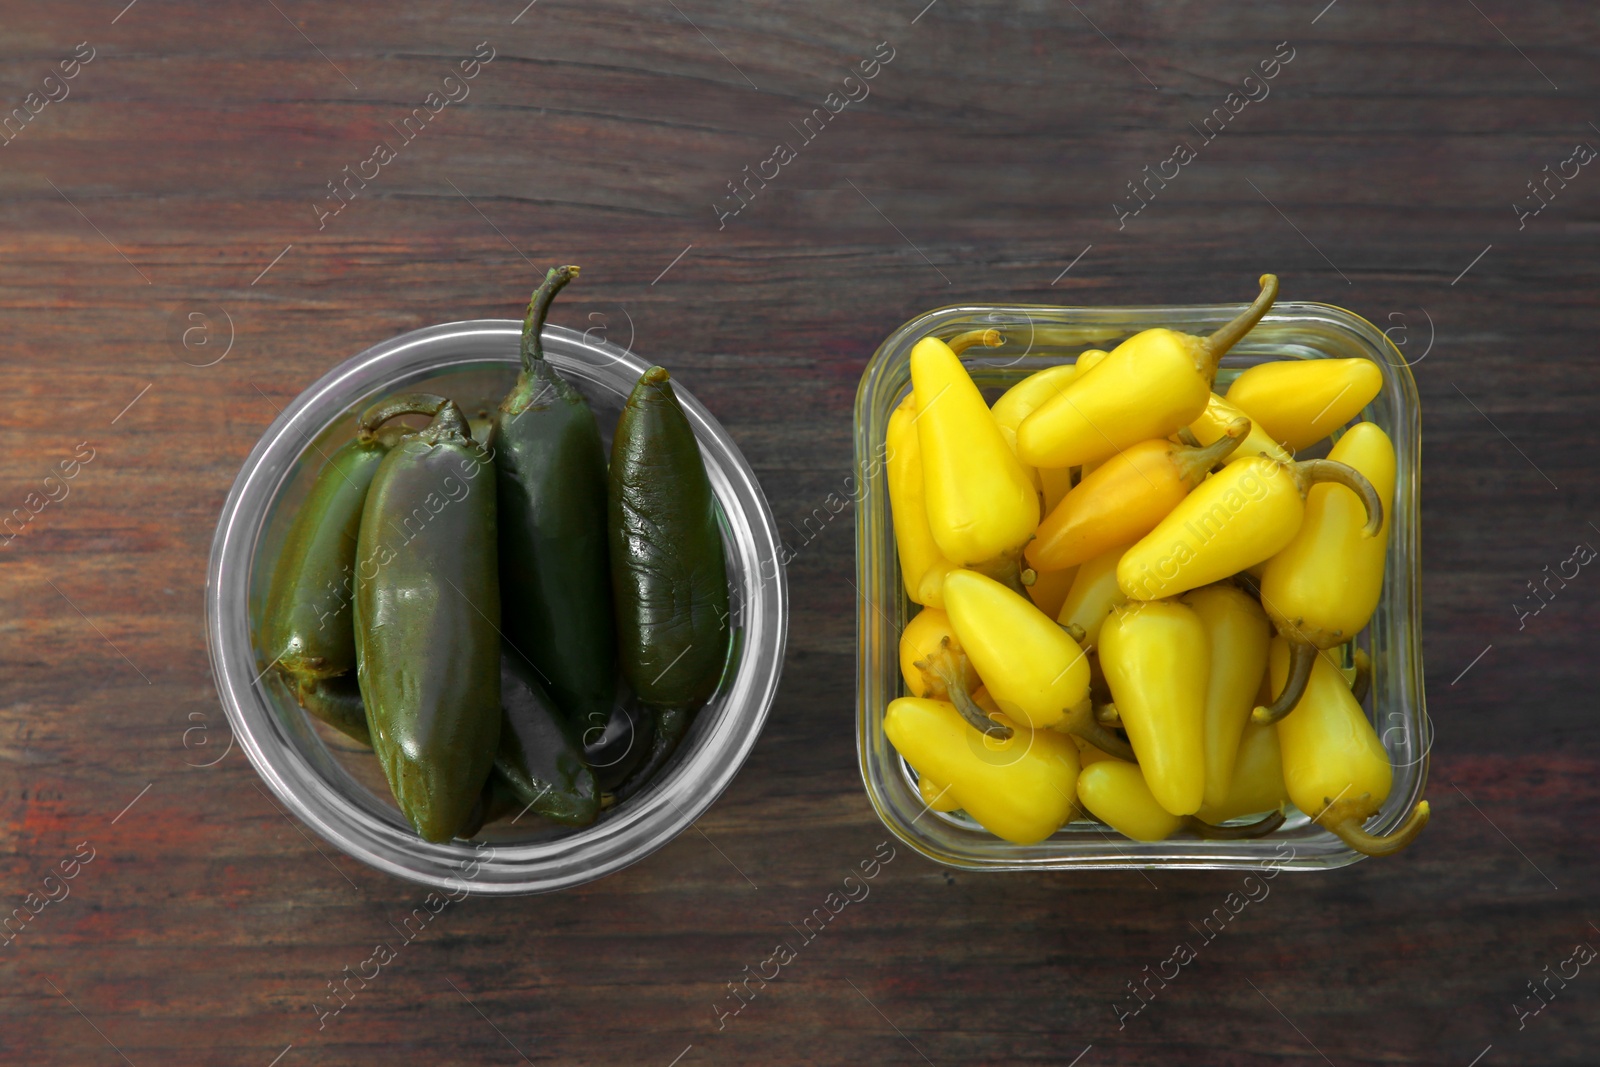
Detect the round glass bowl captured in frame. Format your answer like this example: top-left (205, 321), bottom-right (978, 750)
top-left (854, 301), bottom-right (1428, 871)
top-left (207, 321), bottom-right (787, 894)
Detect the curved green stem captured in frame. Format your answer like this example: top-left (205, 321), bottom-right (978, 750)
top-left (1253, 639), bottom-right (1317, 724)
top-left (1201, 274), bottom-right (1280, 374)
top-left (1060, 698), bottom-right (1136, 761)
top-left (1294, 458), bottom-right (1383, 536)
top-left (357, 392), bottom-right (450, 435)
top-left (1321, 798), bottom-right (1430, 857)
top-left (974, 553), bottom-right (1029, 597)
top-left (1174, 417), bottom-right (1250, 484)
top-left (946, 327), bottom-right (1003, 355)
top-left (1189, 808), bottom-right (1285, 840)
top-left (520, 264), bottom-right (580, 372)
top-left (916, 640), bottom-right (1010, 739)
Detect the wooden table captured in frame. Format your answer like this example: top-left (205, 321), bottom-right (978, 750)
top-left (2, 2), bottom-right (1595, 1063)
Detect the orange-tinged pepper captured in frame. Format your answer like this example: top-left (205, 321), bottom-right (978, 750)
top-left (1183, 583), bottom-right (1272, 809)
top-left (1026, 420), bottom-right (1248, 572)
top-left (1196, 722), bottom-right (1288, 824)
top-left (1256, 422), bottom-right (1396, 723)
top-left (886, 394), bottom-right (957, 607)
top-left (1225, 357), bottom-right (1383, 451)
top-left (1271, 637), bottom-right (1430, 856)
top-left (1015, 276), bottom-right (1278, 468)
top-left (1057, 542), bottom-right (1132, 646)
top-left (1098, 600), bottom-right (1209, 816)
top-left (912, 337), bottom-right (1039, 567)
top-left (1025, 564), bottom-right (1078, 620)
top-left (898, 607), bottom-right (978, 699)
top-left (1188, 392), bottom-right (1292, 465)
top-left (1118, 455), bottom-right (1382, 602)
top-left (884, 697), bottom-right (1079, 844)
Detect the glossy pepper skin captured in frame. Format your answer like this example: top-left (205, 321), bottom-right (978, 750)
top-left (1016, 276), bottom-right (1278, 468)
top-left (940, 570), bottom-right (1131, 758)
top-left (495, 659), bottom-right (599, 826)
top-left (355, 396), bottom-right (501, 843)
top-left (1256, 423), bottom-right (1396, 715)
top-left (1196, 722), bottom-right (1288, 824)
top-left (1099, 600), bottom-right (1209, 816)
top-left (991, 362), bottom-right (1077, 489)
top-left (1025, 564), bottom-right (1078, 620)
top-left (1078, 761), bottom-right (1183, 841)
top-left (1225, 357), bottom-right (1383, 452)
top-left (493, 266), bottom-right (619, 753)
top-left (609, 368), bottom-right (730, 797)
top-left (1182, 584), bottom-right (1272, 809)
top-left (1118, 455), bottom-right (1382, 602)
top-left (886, 394), bottom-right (956, 608)
top-left (884, 697), bottom-right (1080, 845)
top-left (262, 426), bottom-right (405, 745)
top-left (1057, 542), bottom-right (1132, 646)
top-left (1026, 419), bottom-right (1247, 572)
top-left (911, 337), bottom-right (1038, 568)
top-left (1272, 637), bottom-right (1430, 856)
top-left (1187, 392), bottom-right (1292, 465)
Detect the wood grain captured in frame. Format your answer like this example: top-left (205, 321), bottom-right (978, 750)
top-left (1, 1), bottom-right (1598, 1064)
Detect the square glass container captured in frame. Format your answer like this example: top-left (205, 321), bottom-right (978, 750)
top-left (854, 301), bottom-right (1427, 871)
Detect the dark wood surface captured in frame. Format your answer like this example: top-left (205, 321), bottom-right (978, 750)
top-left (3, 2), bottom-right (1597, 1064)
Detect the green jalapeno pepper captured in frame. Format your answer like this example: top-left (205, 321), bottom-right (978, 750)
top-left (495, 658), bottom-right (600, 826)
top-left (608, 367), bottom-right (730, 789)
top-left (262, 424), bottom-right (405, 745)
top-left (355, 393), bottom-right (501, 843)
top-left (492, 267), bottom-right (619, 758)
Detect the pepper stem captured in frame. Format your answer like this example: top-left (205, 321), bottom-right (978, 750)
top-left (1253, 640), bottom-right (1317, 725)
top-left (1200, 274), bottom-right (1279, 376)
top-left (520, 265), bottom-right (580, 373)
top-left (1189, 808), bottom-right (1286, 840)
top-left (1293, 458), bottom-right (1383, 536)
top-left (974, 553), bottom-right (1030, 596)
top-left (1059, 698), bottom-right (1137, 762)
top-left (946, 327), bottom-right (1004, 355)
top-left (1173, 417), bottom-right (1250, 485)
top-left (1350, 646), bottom-right (1372, 704)
top-left (1320, 798), bottom-right (1431, 857)
top-left (357, 392), bottom-right (451, 435)
top-left (915, 640), bottom-right (1011, 739)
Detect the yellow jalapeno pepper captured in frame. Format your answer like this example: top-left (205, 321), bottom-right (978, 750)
top-left (1075, 348), bottom-right (1109, 377)
top-left (1098, 600), bottom-right (1209, 816)
top-left (898, 607), bottom-right (978, 699)
top-left (1255, 422), bottom-right (1396, 723)
top-left (1078, 756), bottom-right (1286, 842)
top-left (1057, 542), bottom-right (1132, 646)
top-left (1015, 276), bottom-right (1278, 468)
top-left (1182, 583), bottom-right (1272, 810)
top-left (1225, 357), bottom-right (1383, 451)
top-left (1187, 392), bottom-right (1293, 465)
top-left (1025, 420), bottom-right (1247, 572)
top-left (1077, 761), bottom-right (1183, 841)
top-left (916, 773), bottom-right (961, 812)
top-left (884, 697), bottom-right (1080, 845)
top-left (992, 362), bottom-right (1078, 459)
top-left (886, 394), bottom-right (957, 607)
top-left (911, 337), bottom-right (1039, 571)
top-left (1117, 455), bottom-right (1382, 602)
top-left (937, 569), bottom-right (1131, 757)
top-left (1271, 637), bottom-right (1430, 856)
top-left (1196, 721), bottom-right (1289, 824)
